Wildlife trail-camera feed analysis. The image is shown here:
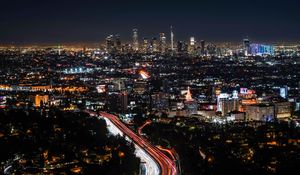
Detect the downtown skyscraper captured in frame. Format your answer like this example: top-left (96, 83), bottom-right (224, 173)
top-left (159, 33), bottom-right (167, 53)
top-left (132, 29), bottom-right (139, 51)
top-left (170, 26), bottom-right (174, 51)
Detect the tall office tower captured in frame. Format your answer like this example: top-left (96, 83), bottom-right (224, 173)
top-left (243, 38), bottom-right (250, 55)
top-left (232, 90), bottom-right (239, 111)
top-left (106, 35), bottom-right (115, 53)
top-left (151, 37), bottom-right (158, 52)
top-left (170, 26), bottom-right (174, 51)
top-left (217, 93), bottom-right (230, 116)
top-left (200, 40), bottom-right (205, 55)
top-left (190, 37), bottom-right (195, 46)
top-left (177, 41), bottom-right (188, 54)
top-left (133, 29), bottom-right (139, 51)
top-left (189, 37), bottom-right (196, 54)
top-left (159, 33), bottom-right (167, 54)
top-left (142, 38), bottom-right (149, 53)
top-left (207, 43), bottom-right (216, 55)
top-left (115, 34), bottom-right (122, 52)
top-left (57, 45), bottom-right (62, 56)
top-left (177, 41), bottom-right (183, 53)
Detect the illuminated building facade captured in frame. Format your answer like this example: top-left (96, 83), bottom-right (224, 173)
top-left (159, 33), bottom-right (167, 53)
top-left (189, 37), bottom-right (196, 54)
top-left (115, 34), bottom-right (122, 52)
top-left (249, 44), bottom-right (275, 56)
top-left (151, 37), bottom-right (158, 53)
top-left (170, 26), bottom-right (174, 51)
top-left (217, 93), bottom-right (230, 116)
top-left (217, 91), bottom-right (240, 116)
top-left (246, 104), bottom-right (274, 121)
top-left (232, 90), bottom-right (240, 111)
top-left (185, 87), bottom-right (193, 102)
top-left (142, 38), bottom-right (149, 53)
top-left (243, 38), bottom-right (250, 55)
top-left (133, 80), bottom-right (148, 95)
top-left (184, 87), bottom-right (198, 116)
top-left (280, 86), bottom-right (288, 99)
top-left (274, 102), bottom-right (291, 119)
top-left (34, 95), bottom-right (49, 107)
top-left (132, 29), bottom-right (139, 51)
top-left (63, 67), bottom-right (93, 74)
top-left (106, 35), bottom-right (115, 53)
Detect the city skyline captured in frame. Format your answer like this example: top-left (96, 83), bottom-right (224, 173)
top-left (1, 0), bottom-right (300, 43)
top-left (0, 1), bottom-right (300, 175)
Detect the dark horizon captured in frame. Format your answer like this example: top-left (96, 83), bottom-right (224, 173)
top-left (1, 0), bottom-right (300, 44)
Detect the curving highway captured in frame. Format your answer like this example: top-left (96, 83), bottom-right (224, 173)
top-left (101, 113), bottom-right (159, 175)
top-left (86, 110), bottom-right (178, 175)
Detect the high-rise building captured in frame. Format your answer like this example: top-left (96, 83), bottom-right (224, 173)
top-left (106, 35), bottom-right (115, 53)
top-left (190, 37), bottom-right (195, 46)
top-left (177, 41), bottom-right (188, 54)
top-left (142, 38), bottom-right (149, 53)
top-left (115, 34), bottom-right (122, 52)
top-left (189, 37), bottom-right (196, 54)
top-left (58, 45), bottom-right (62, 56)
top-left (207, 43), bottom-right (216, 55)
top-left (232, 90), bottom-right (240, 111)
top-left (217, 91), bottom-right (240, 116)
top-left (243, 38), bottom-right (250, 55)
top-left (217, 93), bottom-right (229, 116)
top-left (200, 40), bottom-right (205, 55)
top-left (151, 37), bottom-right (158, 52)
top-left (133, 29), bottom-right (139, 51)
top-left (159, 33), bottom-right (167, 54)
top-left (170, 26), bottom-right (174, 51)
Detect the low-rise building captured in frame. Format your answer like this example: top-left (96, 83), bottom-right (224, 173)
top-left (246, 104), bottom-right (274, 121)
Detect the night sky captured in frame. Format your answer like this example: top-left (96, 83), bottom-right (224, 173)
top-left (0, 0), bottom-right (300, 43)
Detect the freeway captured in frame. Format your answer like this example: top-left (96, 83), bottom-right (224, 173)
top-left (138, 120), bottom-right (181, 175)
top-left (86, 110), bottom-right (178, 175)
top-left (101, 113), bottom-right (159, 175)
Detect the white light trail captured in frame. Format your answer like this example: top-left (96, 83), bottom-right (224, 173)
top-left (100, 116), bottom-right (160, 175)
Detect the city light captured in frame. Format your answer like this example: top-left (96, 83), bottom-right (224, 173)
top-left (139, 70), bottom-right (151, 79)
top-left (0, 1), bottom-right (299, 174)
